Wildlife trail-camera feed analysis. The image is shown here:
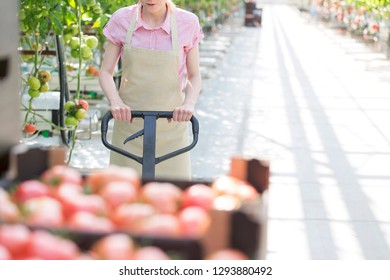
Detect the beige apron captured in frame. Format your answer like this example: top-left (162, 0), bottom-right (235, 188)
top-left (110, 5), bottom-right (191, 180)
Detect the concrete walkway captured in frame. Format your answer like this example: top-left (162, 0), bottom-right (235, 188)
top-left (193, 2), bottom-right (390, 260)
top-left (63, 1), bottom-right (390, 259)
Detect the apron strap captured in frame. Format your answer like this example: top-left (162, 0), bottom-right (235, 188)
top-left (124, 5), bottom-right (138, 48)
top-left (124, 4), bottom-right (179, 53)
top-left (170, 10), bottom-right (179, 52)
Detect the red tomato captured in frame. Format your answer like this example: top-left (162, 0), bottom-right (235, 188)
top-left (13, 179), bottom-right (50, 203)
top-left (111, 203), bottom-right (156, 232)
top-left (24, 123), bottom-right (37, 135)
top-left (0, 224), bottom-right (30, 258)
top-left (25, 230), bottom-right (80, 260)
top-left (141, 182), bottom-right (183, 214)
top-left (91, 233), bottom-right (134, 260)
top-left (85, 166), bottom-right (141, 193)
top-left (178, 206), bottom-right (211, 238)
top-left (77, 99), bottom-right (89, 111)
top-left (67, 211), bottom-right (114, 233)
top-left (133, 246), bottom-right (170, 260)
top-left (181, 184), bottom-right (217, 210)
top-left (0, 244), bottom-right (11, 260)
top-left (205, 248), bottom-right (249, 260)
top-left (99, 181), bottom-right (138, 210)
top-left (41, 165), bottom-right (83, 187)
top-left (22, 197), bottom-right (64, 228)
top-left (138, 214), bottom-right (182, 237)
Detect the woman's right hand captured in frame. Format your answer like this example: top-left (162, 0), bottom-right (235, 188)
top-left (110, 98), bottom-right (132, 121)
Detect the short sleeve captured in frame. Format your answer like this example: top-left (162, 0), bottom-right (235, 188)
top-left (103, 7), bottom-right (135, 47)
top-left (184, 15), bottom-right (204, 53)
top-left (103, 14), bottom-right (122, 46)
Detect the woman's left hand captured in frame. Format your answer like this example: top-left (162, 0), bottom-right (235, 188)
top-left (172, 104), bottom-right (194, 122)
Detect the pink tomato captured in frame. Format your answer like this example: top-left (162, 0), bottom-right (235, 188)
top-left (25, 230), bottom-right (80, 260)
top-left (60, 193), bottom-right (107, 218)
top-left (13, 179), bottom-right (50, 203)
top-left (99, 181), bottom-right (138, 209)
top-left (182, 184), bottom-right (217, 210)
top-left (85, 166), bottom-right (141, 193)
top-left (67, 211), bottom-right (114, 233)
top-left (91, 233), bottom-right (134, 260)
top-left (178, 206), bottom-right (211, 238)
top-left (22, 197), bottom-right (64, 228)
top-left (0, 224), bottom-right (30, 258)
top-left (138, 213), bottom-right (182, 237)
top-left (111, 203), bottom-right (156, 232)
top-left (41, 165), bottom-right (83, 186)
top-left (141, 182), bottom-right (183, 214)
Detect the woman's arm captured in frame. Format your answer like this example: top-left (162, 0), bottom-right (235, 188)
top-left (99, 41), bottom-right (132, 121)
top-left (173, 45), bottom-right (202, 122)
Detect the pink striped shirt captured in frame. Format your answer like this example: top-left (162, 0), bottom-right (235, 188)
top-left (103, 4), bottom-right (204, 87)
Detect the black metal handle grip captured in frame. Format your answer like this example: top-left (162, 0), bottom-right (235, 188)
top-left (101, 110), bottom-right (199, 165)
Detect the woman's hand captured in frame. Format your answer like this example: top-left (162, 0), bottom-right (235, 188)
top-left (110, 98), bottom-right (132, 121)
top-left (172, 103), bottom-right (194, 122)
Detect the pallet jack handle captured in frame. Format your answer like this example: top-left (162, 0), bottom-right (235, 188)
top-left (101, 110), bottom-right (199, 179)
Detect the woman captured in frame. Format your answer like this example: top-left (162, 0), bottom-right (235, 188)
top-left (99, 0), bottom-right (203, 180)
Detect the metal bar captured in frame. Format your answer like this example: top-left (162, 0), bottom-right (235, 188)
top-left (142, 113), bottom-right (157, 179)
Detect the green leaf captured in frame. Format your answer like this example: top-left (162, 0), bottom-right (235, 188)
top-left (92, 17), bottom-right (101, 28)
top-left (52, 16), bottom-right (64, 35)
top-left (39, 19), bottom-right (49, 37)
top-left (68, 0), bottom-right (77, 9)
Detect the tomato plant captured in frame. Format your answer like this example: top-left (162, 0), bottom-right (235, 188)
top-left (17, 0), bottom-right (246, 165)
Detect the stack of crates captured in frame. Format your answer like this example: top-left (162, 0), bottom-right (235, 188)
top-left (244, 0), bottom-right (262, 27)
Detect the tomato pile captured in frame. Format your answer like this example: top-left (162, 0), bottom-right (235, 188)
top-left (0, 165), bottom-right (260, 260)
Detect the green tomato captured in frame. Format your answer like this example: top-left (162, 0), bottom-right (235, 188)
top-left (93, 7), bottom-right (102, 14)
top-left (21, 54), bottom-right (33, 62)
top-left (28, 88), bottom-right (40, 98)
top-left (83, 53), bottom-right (93, 61)
top-left (39, 83), bottom-right (49, 92)
top-left (92, 3), bottom-right (102, 14)
top-left (75, 108), bottom-right (87, 120)
top-left (80, 44), bottom-right (92, 59)
top-left (71, 24), bottom-right (79, 36)
top-left (65, 116), bottom-right (79, 127)
top-left (86, 0), bottom-right (96, 7)
top-left (85, 36), bottom-right (98, 49)
top-left (69, 37), bottom-right (80, 50)
top-left (71, 48), bottom-right (80, 59)
top-left (28, 76), bottom-right (41, 90)
top-left (63, 33), bottom-right (73, 43)
top-left (64, 101), bottom-right (76, 113)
